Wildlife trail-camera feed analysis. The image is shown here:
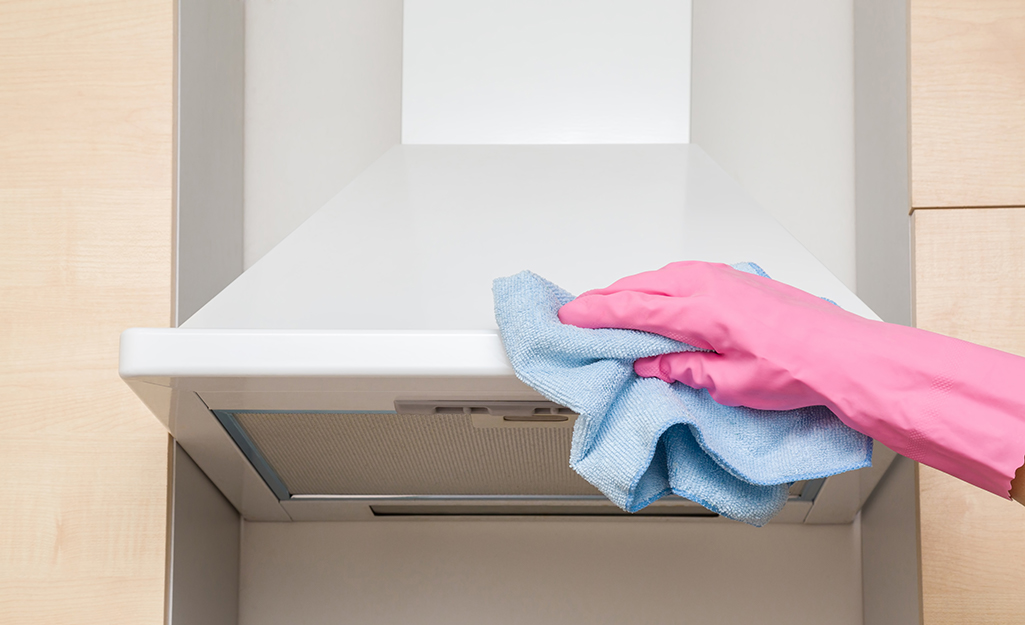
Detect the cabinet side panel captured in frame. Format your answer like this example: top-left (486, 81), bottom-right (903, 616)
top-left (910, 0), bottom-right (1025, 208)
top-left (914, 208), bottom-right (1025, 352)
top-left (914, 207), bottom-right (1025, 623)
top-left (0, 0), bottom-right (174, 622)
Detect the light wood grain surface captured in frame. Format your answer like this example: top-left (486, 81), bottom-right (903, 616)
top-left (913, 208), bottom-right (1025, 352)
top-left (0, 1), bottom-right (174, 623)
top-left (914, 207), bottom-right (1025, 624)
top-left (910, 0), bottom-right (1025, 209)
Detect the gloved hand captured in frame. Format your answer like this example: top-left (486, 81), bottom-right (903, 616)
top-left (558, 261), bottom-right (1025, 498)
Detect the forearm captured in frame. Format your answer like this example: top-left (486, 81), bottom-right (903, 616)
top-left (1012, 464), bottom-right (1025, 504)
top-left (816, 318), bottom-right (1025, 498)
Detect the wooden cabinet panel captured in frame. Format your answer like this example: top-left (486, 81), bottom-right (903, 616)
top-left (914, 207), bottom-right (1025, 353)
top-left (0, 1), bottom-right (173, 623)
top-left (918, 464), bottom-right (1025, 624)
top-left (910, 0), bottom-right (1025, 208)
top-left (914, 207), bottom-right (1025, 623)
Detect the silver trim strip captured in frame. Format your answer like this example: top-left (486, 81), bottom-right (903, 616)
top-left (291, 494), bottom-right (624, 502)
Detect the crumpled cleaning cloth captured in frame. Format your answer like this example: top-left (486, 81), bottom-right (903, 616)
top-left (492, 263), bottom-right (873, 526)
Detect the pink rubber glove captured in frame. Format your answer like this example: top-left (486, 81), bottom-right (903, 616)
top-left (558, 261), bottom-right (1025, 498)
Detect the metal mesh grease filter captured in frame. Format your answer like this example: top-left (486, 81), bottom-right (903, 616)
top-left (232, 412), bottom-right (602, 496)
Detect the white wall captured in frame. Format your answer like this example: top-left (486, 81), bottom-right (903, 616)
top-left (244, 0), bottom-right (402, 269)
top-left (240, 520), bottom-right (862, 625)
top-left (244, 0), bottom-right (858, 293)
top-left (244, 0), bottom-right (689, 270)
top-left (691, 0), bottom-right (857, 290)
top-left (402, 0), bottom-right (691, 144)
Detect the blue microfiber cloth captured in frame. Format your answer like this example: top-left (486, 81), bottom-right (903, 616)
top-left (492, 263), bottom-right (873, 526)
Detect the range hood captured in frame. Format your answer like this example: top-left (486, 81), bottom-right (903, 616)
top-left (121, 144), bottom-right (895, 523)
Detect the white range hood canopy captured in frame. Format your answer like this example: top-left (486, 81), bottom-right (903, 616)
top-left (186, 144), bottom-right (875, 331)
top-left (125, 144), bottom-right (876, 376)
top-left (121, 145), bottom-right (893, 523)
